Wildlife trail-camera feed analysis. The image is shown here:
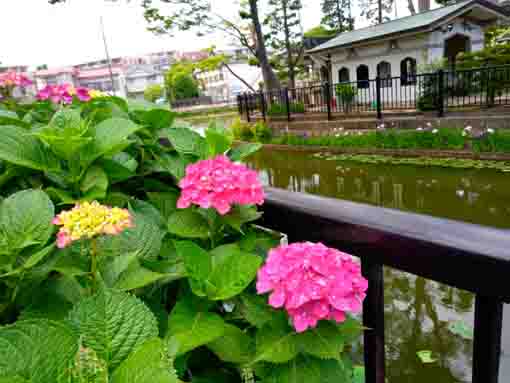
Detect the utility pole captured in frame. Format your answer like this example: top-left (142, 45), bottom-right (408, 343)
top-left (378, 0), bottom-right (383, 24)
top-left (100, 16), bottom-right (116, 96)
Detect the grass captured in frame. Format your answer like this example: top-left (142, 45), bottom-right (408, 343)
top-left (271, 128), bottom-right (510, 153)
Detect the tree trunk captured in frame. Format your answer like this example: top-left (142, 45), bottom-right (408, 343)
top-left (282, 0), bottom-right (295, 90)
top-left (378, 0), bottom-right (383, 24)
top-left (223, 62), bottom-right (256, 92)
top-left (249, 0), bottom-right (281, 91)
top-left (408, 0), bottom-right (417, 15)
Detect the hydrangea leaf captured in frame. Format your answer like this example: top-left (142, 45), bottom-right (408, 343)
top-left (147, 191), bottom-right (179, 220)
top-left (205, 127), bottom-right (232, 157)
top-left (168, 210), bottom-right (210, 239)
top-left (164, 127), bottom-right (207, 157)
top-left (207, 246), bottom-right (261, 300)
top-left (222, 205), bottom-right (262, 232)
top-left (207, 323), bottom-right (254, 364)
top-left (137, 108), bottom-right (176, 132)
top-left (254, 322), bottom-right (298, 364)
top-left (0, 125), bottom-right (60, 171)
top-left (148, 152), bottom-right (189, 181)
top-left (228, 143), bottom-right (262, 161)
top-left (174, 241), bottom-right (211, 282)
top-left (0, 189), bottom-right (54, 252)
top-left (111, 338), bottom-right (179, 383)
top-left (295, 321), bottom-right (345, 360)
top-left (165, 298), bottom-right (225, 356)
top-left (261, 356), bottom-right (351, 383)
top-left (101, 152), bottom-right (138, 183)
top-left (80, 165), bottom-right (109, 200)
top-left (240, 294), bottom-right (282, 329)
top-left (67, 289), bottom-right (159, 371)
top-left (0, 319), bottom-right (78, 383)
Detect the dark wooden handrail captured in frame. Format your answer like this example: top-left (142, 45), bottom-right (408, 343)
top-left (261, 187), bottom-right (509, 383)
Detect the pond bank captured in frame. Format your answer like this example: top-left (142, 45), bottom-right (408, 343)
top-left (240, 141), bottom-right (510, 161)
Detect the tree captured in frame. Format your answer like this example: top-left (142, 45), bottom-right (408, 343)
top-left (321, 0), bottom-right (354, 33)
top-left (265, 0), bottom-right (304, 89)
top-left (359, 0), bottom-right (417, 25)
top-left (143, 84), bottom-right (164, 102)
top-left (164, 61), bottom-right (200, 101)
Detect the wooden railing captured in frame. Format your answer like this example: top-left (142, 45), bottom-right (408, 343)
top-left (261, 187), bottom-right (510, 383)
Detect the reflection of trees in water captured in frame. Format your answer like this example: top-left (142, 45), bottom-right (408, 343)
top-left (249, 150), bottom-right (510, 228)
top-left (384, 267), bottom-right (474, 383)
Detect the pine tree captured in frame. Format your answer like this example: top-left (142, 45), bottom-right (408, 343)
top-left (265, 0), bottom-right (304, 89)
top-left (321, 0), bottom-right (354, 33)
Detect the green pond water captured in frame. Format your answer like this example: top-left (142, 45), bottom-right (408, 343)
top-left (249, 148), bottom-right (510, 383)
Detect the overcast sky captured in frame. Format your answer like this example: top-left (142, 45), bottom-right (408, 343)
top-left (1, 0), bottom-right (418, 69)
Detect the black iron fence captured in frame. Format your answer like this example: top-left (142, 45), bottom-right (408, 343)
top-left (238, 65), bottom-right (510, 121)
top-left (261, 187), bottom-right (510, 383)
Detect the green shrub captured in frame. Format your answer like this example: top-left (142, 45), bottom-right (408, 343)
top-left (230, 118), bottom-right (272, 143)
top-left (253, 121), bottom-right (273, 143)
top-left (335, 84), bottom-right (357, 112)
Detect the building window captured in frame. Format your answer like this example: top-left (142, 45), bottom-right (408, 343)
top-left (377, 61), bottom-right (392, 88)
top-left (356, 65), bottom-right (369, 89)
top-left (338, 67), bottom-right (350, 83)
top-left (400, 57), bottom-right (417, 85)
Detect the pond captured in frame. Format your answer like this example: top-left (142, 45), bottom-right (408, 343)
top-left (249, 148), bottom-right (510, 383)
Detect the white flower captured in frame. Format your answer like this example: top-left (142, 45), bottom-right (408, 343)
top-left (380, 123), bottom-right (385, 128)
top-left (335, 134), bottom-right (340, 137)
top-left (416, 127), bottom-right (424, 131)
top-left (464, 125), bottom-right (472, 131)
top-left (456, 190), bottom-right (465, 198)
top-left (358, 131), bottom-right (363, 135)
top-left (426, 122), bottom-right (432, 127)
top-left (487, 128), bottom-right (495, 134)
top-left (432, 129), bottom-right (438, 134)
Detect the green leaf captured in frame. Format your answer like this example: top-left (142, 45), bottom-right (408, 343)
top-left (149, 152), bottom-right (189, 180)
top-left (207, 245), bottom-right (261, 300)
top-left (166, 298), bottom-right (225, 356)
top-left (0, 319), bottom-right (78, 383)
top-left (81, 165), bottom-right (109, 199)
top-left (45, 187), bottom-right (75, 204)
top-left (67, 289), bottom-right (159, 371)
top-left (111, 338), bottom-right (178, 383)
top-left (139, 108), bottom-right (176, 131)
top-left (174, 240), bottom-right (211, 284)
top-left (240, 294), bottom-right (281, 329)
top-left (165, 127), bottom-right (207, 157)
top-left (85, 117), bottom-right (142, 164)
top-left (147, 191), bottom-right (179, 220)
top-left (0, 189), bottom-right (54, 252)
top-left (207, 324), bottom-right (254, 363)
top-left (261, 356), bottom-right (351, 383)
top-left (353, 366), bottom-right (365, 383)
top-left (0, 125), bottom-right (60, 171)
top-left (229, 143), bottom-right (262, 161)
top-left (222, 205), bottom-right (262, 232)
top-left (336, 315), bottom-right (364, 344)
top-left (205, 127), bottom-right (231, 157)
top-left (98, 211), bottom-right (164, 260)
top-left (295, 322), bottom-right (345, 360)
top-left (114, 258), bottom-right (185, 291)
top-left (254, 322), bottom-right (298, 364)
top-left (168, 210), bottom-right (210, 239)
top-left (101, 152), bottom-right (138, 183)
top-left (416, 350), bottom-right (437, 364)
top-left (447, 320), bottom-right (474, 340)
top-left (35, 108), bottom-right (92, 160)
top-left (7, 244), bottom-right (55, 276)
top-left (0, 110), bottom-right (29, 128)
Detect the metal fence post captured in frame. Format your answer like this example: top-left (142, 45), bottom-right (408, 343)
top-left (237, 94), bottom-right (243, 116)
top-left (376, 76), bottom-right (382, 120)
top-left (244, 93), bottom-right (251, 123)
top-left (325, 82), bottom-right (332, 121)
top-left (260, 91), bottom-right (266, 122)
top-left (437, 69), bottom-right (444, 117)
top-left (284, 88), bottom-right (291, 122)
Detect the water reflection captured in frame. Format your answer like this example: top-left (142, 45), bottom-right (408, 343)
top-left (248, 148), bottom-right (510, 383)
top-left (250, 149), bottom-right (510, 228)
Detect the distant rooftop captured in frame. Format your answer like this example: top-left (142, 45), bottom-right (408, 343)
top-left (309, 0), bottom-right (507, 53)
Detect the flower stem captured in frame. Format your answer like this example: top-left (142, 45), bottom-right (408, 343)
top-left (90, 238), bottom-right (98, 293)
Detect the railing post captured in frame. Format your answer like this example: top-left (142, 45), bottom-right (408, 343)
top-left (237, 94), bottom-right (243, 116)
top-left (376, 76), bottom-right (382, 120)
top-left (472, 295), bottom-right (503, 383)
top-left (244, 93), bottom-right (251, 123)
top-left (260, 90), bottom-right (266, 122)
top-left (325, 81), bottom-right (332, 121)
top-left (361, 257), bottom-right (385, 383)
top-left (437, 69), bottom-right (444, 117)
top-left (284, 87), bottom-right (291, 122)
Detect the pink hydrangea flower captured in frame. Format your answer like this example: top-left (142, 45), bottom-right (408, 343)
top-left (177, 155), bottom-right (264, 215)
top-left (76, 87), bottom-right (92, 102)
top-left (37, 84), bottom-right (92, 104)
top-left (256, 242), bottom-right (368, 332)
top-left (0, 71), bottom-right (32, 88)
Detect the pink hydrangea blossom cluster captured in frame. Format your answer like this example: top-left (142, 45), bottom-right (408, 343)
top-left (37, 84), bottom-right (92, 104)
top-left (256, 242), bottom-right (368, 332)
top-left (177, 155), bottom-right (264, 215)
top-left (0, 71), bottom-right (33, 88)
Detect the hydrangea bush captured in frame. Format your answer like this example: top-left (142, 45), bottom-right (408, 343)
top-left (0, 89), bottom-right (366, 383)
